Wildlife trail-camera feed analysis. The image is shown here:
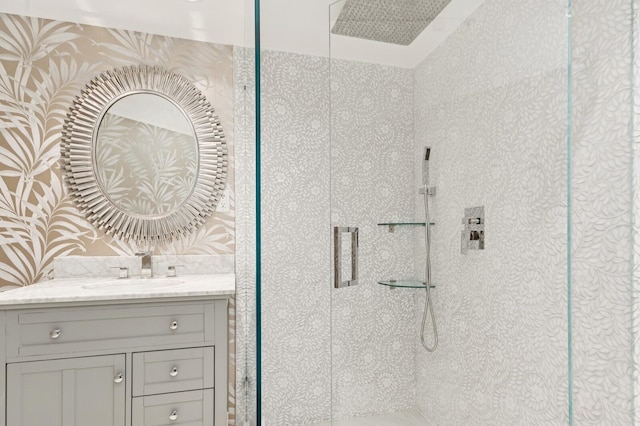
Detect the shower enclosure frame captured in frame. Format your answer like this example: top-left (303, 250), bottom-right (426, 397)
top-left (250, 0), bottom-right (640, 424)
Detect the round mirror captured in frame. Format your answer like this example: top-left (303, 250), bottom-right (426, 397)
top-left (95, 93), bottom-right (198, 218)
top-left (61, 65), bottom-right (227, 243)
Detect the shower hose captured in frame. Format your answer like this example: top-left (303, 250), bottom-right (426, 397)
top-left (421, 184), bottom-right (438, 352)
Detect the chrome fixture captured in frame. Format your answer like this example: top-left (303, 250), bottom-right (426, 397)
top-left (423, 146), bottom-right (430, 184)
top-left (167, 265), bottom-right (184, 277)
top-left (136, 252), bottom-right (153, 278)
top-left (461, 206), bottom-right (485, 254)
top-left (420, 146), bottom-right (438, 352)
top-left (333, 226), bottom-right (359, 288)
top-left (419, 147), bottom-right (436, 196)
top-left (110, 266), bottom-right (129, 279)
top-left (419, 187), bottom-right (436, 196)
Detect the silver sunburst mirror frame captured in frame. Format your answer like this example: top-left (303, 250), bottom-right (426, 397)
top-left (61, 65), bottom-right (227, 243)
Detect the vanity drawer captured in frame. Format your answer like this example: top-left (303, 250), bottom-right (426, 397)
top-left (132, 389), bottom-right (214, 425)
top-left (6, 303), bottom-right (215, 358)
top-left (133, 347), bottom-right (214, 396)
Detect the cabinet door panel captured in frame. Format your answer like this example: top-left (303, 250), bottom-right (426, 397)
top-left (18, 370), bottom-right (63, 425)
top-left (7, 355), bottom-right (126, 426)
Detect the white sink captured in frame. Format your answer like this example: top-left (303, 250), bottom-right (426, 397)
top-left (82, 278), bottom-right (185, 290)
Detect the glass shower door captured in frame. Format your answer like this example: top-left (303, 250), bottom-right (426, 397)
top-left (328, 1), bottom-right (421, 421)
top-left (256, 0), bottom-right (333, 424)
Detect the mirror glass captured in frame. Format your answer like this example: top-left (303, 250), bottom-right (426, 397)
top-left (95, 93), bottom-right (198, 217)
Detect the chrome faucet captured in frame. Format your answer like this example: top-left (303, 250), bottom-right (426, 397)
top-left (136, 252), bottom-right (153, 278)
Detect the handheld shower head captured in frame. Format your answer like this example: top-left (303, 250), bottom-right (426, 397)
top-left (422, 147), bottom-right (431, 186)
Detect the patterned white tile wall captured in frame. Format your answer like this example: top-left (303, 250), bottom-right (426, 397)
top-left (571, 0), bottom-right (635, 423)
top-left (330, 59), bottom-right (416, 419)
top-left (259, 51), bottom-right (332, 425)
top-left (413, 0), bottom-right (570, 423)
top-left (413, 0), bottom-right (637, 424)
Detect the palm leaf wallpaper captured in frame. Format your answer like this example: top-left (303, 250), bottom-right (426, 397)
top-left (0, 13), bottom-right (235, 288)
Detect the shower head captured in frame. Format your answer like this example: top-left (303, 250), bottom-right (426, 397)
top-left (331, 0), bottom-right (454, 46)
top-left (422, 147), bottom-right (431, 185)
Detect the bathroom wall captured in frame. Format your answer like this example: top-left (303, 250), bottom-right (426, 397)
top-left (413, 0), bottom-right (635, 424)
top-left (0, 13), bottom-right (235, 288)
top-left (413, 0), bottom-right (568, 423)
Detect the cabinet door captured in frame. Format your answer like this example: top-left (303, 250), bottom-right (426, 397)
top-left (7, 354), bottom-right (126, 426)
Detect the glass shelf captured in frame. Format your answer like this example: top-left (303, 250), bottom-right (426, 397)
top-left (377, 280), bottom-right (435, 289)
top-left (377, 222), bottom-right (435, 232)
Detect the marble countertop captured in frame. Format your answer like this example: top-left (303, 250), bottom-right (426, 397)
top-left (0, 274), bottom-right (235, 308)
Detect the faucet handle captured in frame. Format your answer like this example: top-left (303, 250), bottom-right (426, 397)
top-left (167, 265), bottom-right (185, 278)
top-left (110, 266), bottom-right (129, 279)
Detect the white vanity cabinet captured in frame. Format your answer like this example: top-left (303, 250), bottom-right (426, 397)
top-left (0, 297), bottom-right (229, 426)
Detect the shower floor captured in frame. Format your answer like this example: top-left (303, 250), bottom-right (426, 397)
top-left (310, 409), bottom-right (427, 425)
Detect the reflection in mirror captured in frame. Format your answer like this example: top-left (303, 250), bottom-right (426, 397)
top-left (95, 93), bottom-right (198, 217)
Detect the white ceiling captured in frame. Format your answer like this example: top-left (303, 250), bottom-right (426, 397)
top-left (0, 0), bottom-right (482, 68)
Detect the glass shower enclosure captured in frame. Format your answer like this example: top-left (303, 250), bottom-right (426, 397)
top-left (252, 0), bottom-right (638, 424)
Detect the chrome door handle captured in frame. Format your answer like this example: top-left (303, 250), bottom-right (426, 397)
top-left (114, 373), bottom-right (124, 384)
top-left (169, 366), bottom-right (178, 377)
top-left (333, 226), bottom-right (359, 288)
top-left (50, 328), bottom-right (61, 339)
top-left (169, 410), bottom-right (178, 421)
top-left (169, 320), bottom-right (178, 330)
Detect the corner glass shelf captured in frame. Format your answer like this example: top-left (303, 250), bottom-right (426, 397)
top-left (377, 222), bottom-right (435, 232)
top-left (377, 280), bottom-right (434, 289)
